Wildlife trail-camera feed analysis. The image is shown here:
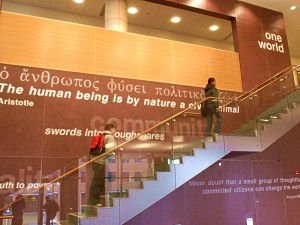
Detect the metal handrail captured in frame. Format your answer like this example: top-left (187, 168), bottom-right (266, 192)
top-left (235, 65), bottom-right (299, 101)
top-left (0, 216), bottom-right (13, 219)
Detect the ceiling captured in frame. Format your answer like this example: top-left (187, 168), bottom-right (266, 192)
top-left (2, 0), bottom-right (300, 58)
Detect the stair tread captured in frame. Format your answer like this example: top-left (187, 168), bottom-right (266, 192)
top-left (82, 204), bottom-right (114, 208)
top-left (69, 212), bottom-right (97, 218)
top-left (56, 221), bottom-right (74, 225)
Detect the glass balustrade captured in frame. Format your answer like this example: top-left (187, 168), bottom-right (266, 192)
top-left (0, 65), bottom-right (299, 225)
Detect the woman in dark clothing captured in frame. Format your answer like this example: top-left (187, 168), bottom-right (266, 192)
top-left (43, 195), bottom-right (59, 225)
top-left (204, 77), bottom-right (222, 135)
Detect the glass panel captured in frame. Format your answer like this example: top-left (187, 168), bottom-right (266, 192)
top-left (223, 98), bottom-right (256, 136)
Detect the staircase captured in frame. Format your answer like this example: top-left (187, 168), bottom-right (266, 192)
top-left (59, 88), bottom-right (300, 225)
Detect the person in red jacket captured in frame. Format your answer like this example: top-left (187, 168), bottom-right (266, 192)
top-left (87, 124), bottom-right (116, 206)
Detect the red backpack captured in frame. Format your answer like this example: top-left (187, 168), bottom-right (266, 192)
top-left (89, 134), bottom-right (106, 156)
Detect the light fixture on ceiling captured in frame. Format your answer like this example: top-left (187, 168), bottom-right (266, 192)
top-left (209, 25), bottom-right (219, 31)
top-left (171, 16), bottom-right (181, 23)
top-left (73, 0), bottom-right (84, 4)
top-left (128, 7), bottom-right (138, 14)
top-left (290, 5), bottom-right (297, 10)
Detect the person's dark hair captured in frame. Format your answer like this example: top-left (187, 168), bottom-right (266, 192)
top-left (208, 77), bottom-right (215, 84)
top-left (105, 124), bottom-right (115, 131)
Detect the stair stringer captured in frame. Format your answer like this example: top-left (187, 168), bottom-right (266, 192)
top-left (80, 104), bottom-right (300, 225)
top-left (174, 139), bottom-right (228, 187)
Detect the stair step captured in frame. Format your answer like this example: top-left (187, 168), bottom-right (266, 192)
top-left (56, 220), bottom-right (75, 225)
top-left (68, 212), bottom-right (97, 225)
top-left (110, 191), bottom-right (129, 198)
top-left (81, 205), bottom-right (98, 217)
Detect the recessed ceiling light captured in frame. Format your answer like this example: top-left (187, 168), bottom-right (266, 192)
top-left (209, 25), bottom-right (219, 31)
top-left (171, 16), bottom-right (181, 23)
top-left (128, 7), bottom-right (138, 14)
top-left (290, 5), bottom-right (296, 10)
top-left (73, 0), bottom-right (84, 3)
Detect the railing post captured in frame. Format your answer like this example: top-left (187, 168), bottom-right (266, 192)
top-left (38, 187), bottom-right (44, 225)
top-left (293, 68), bottom-right (299, 89)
